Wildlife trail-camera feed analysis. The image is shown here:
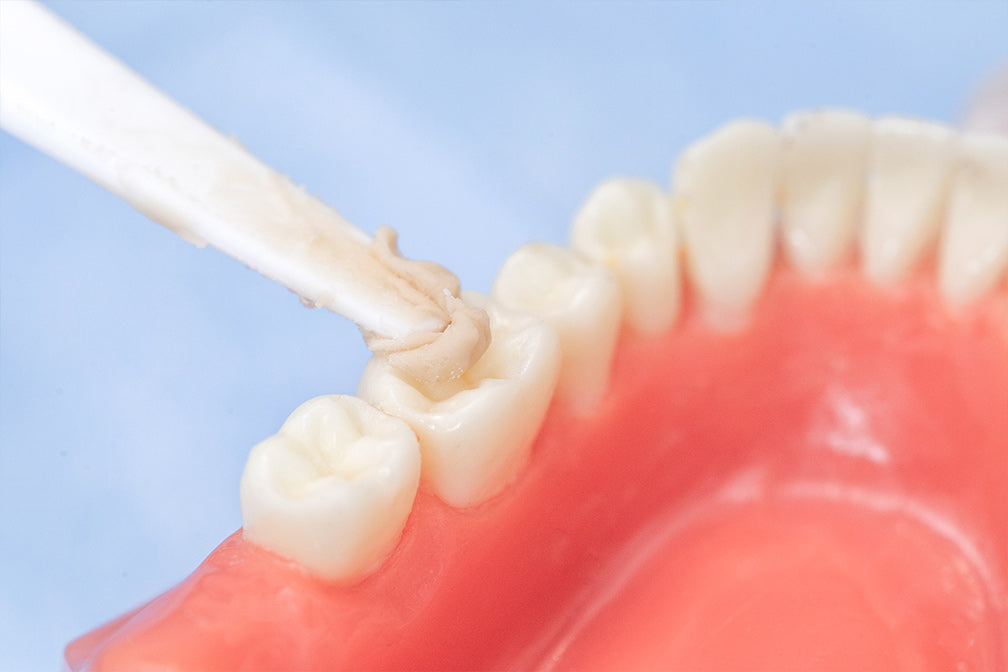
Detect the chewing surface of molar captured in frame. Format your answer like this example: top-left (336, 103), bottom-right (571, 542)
top-left (672, 120), bottom-right (781, 331)
top-left (862, 118), bottom-right (956, 285)
top-left (239, 395), bottom-right (421, 582)
top-left (938, 132), bottom-right (1008, 308)
top-left (491, 242), bottom-right (622, 414)
top-left (780, 109), bottom-right (871, 276)
top-left (570, 178), bottom-right (680, 335)
top-left (357, 292), bottom-right (561, 508)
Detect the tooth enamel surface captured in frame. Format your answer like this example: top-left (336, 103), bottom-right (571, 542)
top-left (780, 110), bottom-right (871, 276)
top-left (672, 120), bottom-right (781, 330)
top-left (239, 395), bottom-right (420, 582)
top-left (938, 132), bottom-right (1008, 307)
top-left (491, 242), bottom-right (621, 414)
top-left (861, 118), bottom-right (956, 284)
top-left (569, 178), bottom-right (680, 335)
top-left (357, 292), bottom-right (561, 507)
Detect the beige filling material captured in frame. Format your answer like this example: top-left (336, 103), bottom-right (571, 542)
top-left (360, 227), bottom-right (491, 399)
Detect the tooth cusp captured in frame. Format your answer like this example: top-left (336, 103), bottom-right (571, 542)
top-left (492, 242), bottom-right (622, 414)
top-left (672, 119), bottom-right (781, 330)
top-left (240, 394), bottom-right (421, 582)
top-left (570, 178), bottom-right (680, 335)
top-left (358, 292), bottom-right (561, 508)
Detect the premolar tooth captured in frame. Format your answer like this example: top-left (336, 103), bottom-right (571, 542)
top-left (672, 120), bottom-right (781, 330)
top-left (780, 109), bottom-right (871, 275)
top-left (357, 292), bottom-right (560, 507)
top-left (938, 132), bottom-right (1008, 307)
top-left (569, 178), bottom-right (680, 334)
top-left (491, 242), bottom-right (621, 414)
top-left (239, 395), bottom-right (421, 582)
top-left (862, 117), bottom-right (956, 284)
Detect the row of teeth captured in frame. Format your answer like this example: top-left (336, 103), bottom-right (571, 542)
top-left (239, 110), bottom-right (1008, 582)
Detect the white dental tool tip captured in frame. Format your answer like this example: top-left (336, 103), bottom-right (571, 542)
top-left (0, 0), bottom-right (450, 341)
top-left (240, 395), bottom-right (421, 582)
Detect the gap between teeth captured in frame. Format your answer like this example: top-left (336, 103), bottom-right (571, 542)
top-left (240, 110), bottom-right (1007, 581)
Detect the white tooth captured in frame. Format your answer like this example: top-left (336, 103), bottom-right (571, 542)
top-left (672, 120), bottom-right (781, 330)
top-left (491, 242), bottom-right (621, 414)
top-left (239, 395), bottom-right (420, 582)
top-left (569, 178), bottom-right (680, 335)
top-left (357, 292), bottom-right (560, 508)
top-left (862, 117), bottom-right (956, 284)
top-left (780, 109), bottom-right (871, 275)
top-left (938, 132), bottom-right (1008, 307)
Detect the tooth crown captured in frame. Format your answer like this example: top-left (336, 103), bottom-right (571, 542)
top-left (672, 120), bottom-right (781, 330)
top-left (358, 292), bottom-right (561, 508)
top-left (570, 178), bottom-right (680, 335)
top-left (862, 117), bottom-right (957, 284)
top-left (780, 109), bottom-right (871, 275)
top-left (240, 395), bottom-right (421, 582)
top-left (492, 242), bottom-right (622, 414)
top-left (939, 132), bottom-right (1008, 307)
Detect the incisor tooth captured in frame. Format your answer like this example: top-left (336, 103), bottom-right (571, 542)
top-left (938, 132), bottom-right (1008, 307)
top-left (491, 242), bottom-right (621, 414)
top-left (862, 118), bottom-right (956, 284)
top-left (672, 120), bottom-right (780, 330)
top-left (357, 292), bottom-right (560, 508)
top-left (239, 395), bottom-right (421, 582)
top-left (781, 110), bottom-right (871, 275)
top-left (570, 178), bottom-right (680, 335)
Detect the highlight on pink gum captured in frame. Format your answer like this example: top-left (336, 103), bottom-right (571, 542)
top-left (1, 3), bottom-right (1007, 670)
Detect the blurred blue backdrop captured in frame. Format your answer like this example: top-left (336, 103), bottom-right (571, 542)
top-left (1, 2), bottom-right (1005, 669)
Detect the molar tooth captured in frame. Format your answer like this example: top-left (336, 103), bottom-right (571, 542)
top-left (569, 178), bottom-right (680, 334)
top-left (491, 242), bottom-right (621, 414)
top-left (938, 132), bottom-right (1008, 307)
top-left (357, 292), bottom-right (561, 508)
top-left (780, 109), bottom-right (871, 275)
top-left (239, 395), bottom-right (421, 582)
top-left (861, 117), bottom-right (956, 284)
top-left (672, 120), bottom-right (781, 330)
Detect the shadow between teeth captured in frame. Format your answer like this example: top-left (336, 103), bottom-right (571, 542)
top-left (239, 110), bottom-right (1008, 583)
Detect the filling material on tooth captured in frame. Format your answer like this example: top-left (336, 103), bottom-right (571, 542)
top-left (780, 109), bottom-right (871, 276)
top-left (239, 395), bottom-right (421, 582)
top-left (357, 291), bottom-right (560, 508)
top-left (938, 132), bottom-right (1008, 308)
top-left (570, 178), bottom-right (680, 335)
top-left (672, 120), bottom-right (780, 330)
top-left (861, 117), bottom-right (956, 284)
top-left (491, 242), bottom-right (622, 414)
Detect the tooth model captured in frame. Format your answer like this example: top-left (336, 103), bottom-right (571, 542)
top-left (4, 4), bottom-right (1007, 672)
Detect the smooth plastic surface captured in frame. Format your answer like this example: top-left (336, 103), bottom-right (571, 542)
top-left (67, 268), bottom-right (1008, 671)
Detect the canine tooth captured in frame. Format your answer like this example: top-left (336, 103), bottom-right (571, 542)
top-left (357, 292), bottom-right (560, 507)
top-left (862, 118), bottom-right (956, 284)
top-left (569, 178), bottom-right (680, 334)
top-left (780, 110), bottom-right (871, 275)
top-left (672, 120), bottom-right (780, 330)
top-left (938, 132), bottom-right (1008, 307)
top-left (239, 395), bottom-right (421, 582)
top-left (491, 242), bottom-right (621, 414)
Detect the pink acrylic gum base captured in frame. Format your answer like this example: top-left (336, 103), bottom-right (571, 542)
top-left (68, 266), bottom-right (1008, 671)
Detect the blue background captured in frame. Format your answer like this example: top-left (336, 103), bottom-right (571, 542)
top-left (1, 2), bottom-right (1005, 670)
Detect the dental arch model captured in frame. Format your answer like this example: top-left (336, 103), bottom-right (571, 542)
top-left (1, 4), bottom-right (1004, 670)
